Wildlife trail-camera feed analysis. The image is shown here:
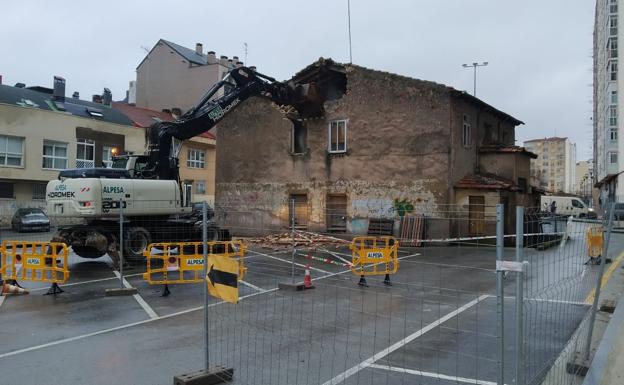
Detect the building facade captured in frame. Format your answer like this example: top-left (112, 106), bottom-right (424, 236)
top-left (0, 77), bottom-right (144, 219)
top-left (594, 0), bottom-right (622, 204)
top-left (135, 39), bottom-right (242, 112)
top-left (523, 137), bottom-right (577, 194)
top-left (215, 59), bottom-right (538, 238)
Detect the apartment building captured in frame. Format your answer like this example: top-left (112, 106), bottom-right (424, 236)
top-left (0, 77), bottom-right (144, 207)
top-left (135, 39), bottom-right (242, 112)
top-left (523, 137), bottom-right (577, 193)
top-left (594, 0), bottom-right (622, 204)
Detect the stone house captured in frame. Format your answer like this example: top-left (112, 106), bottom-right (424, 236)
top-left (215, 59), bottom-right (539, 238)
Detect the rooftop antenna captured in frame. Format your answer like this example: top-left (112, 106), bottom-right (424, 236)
top-left (347, 0), bottom-right (353, 63)
top-left (244, 42), bottom-right (248, 64)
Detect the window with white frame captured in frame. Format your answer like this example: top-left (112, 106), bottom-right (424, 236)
top-left (0, 135), bottom-right (24, 167)
top-left (609, 105), bottom-right (618, 126)
top-left (328, 120), bottom-right (347, 153)
top-left (187, 148), bottom-right (205, 168)
top-left (196, 180), bottom-right (206, 194)
top-left (102, 146), bottom-right (114, 168)
top-left (610, 61), bottom-right (618, 81)
top-left (462, 114), bottom-right (471, 147)
top-left (611, 16), bottom-right (618, 36)
top-left (611, 0), bottom-right (618, 14)
top-left (42, 140), bottom-right (68, 169)
top-left (612, 90), bottom-right (618, 105)
top-left (76, 138), bottom-right (95, 168)
top-left (611, 128), bottom-right (618, 141)
top-left (610, 152), bottom-right (618, 164)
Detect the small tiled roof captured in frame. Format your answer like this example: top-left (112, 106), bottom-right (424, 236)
top-left (479, 145), bottom-right (537, 159)
top-left (456, 173), bottom-right (518, 191)
top-left (0, 84), bottom-right (133, 126)
top-left (112, 102), bottom-right (216, 140)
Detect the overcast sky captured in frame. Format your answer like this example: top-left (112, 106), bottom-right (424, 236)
top-left (1, 0), bottom-right (593, 159)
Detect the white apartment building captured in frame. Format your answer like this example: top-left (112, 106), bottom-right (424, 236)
top-left (594, 0), bottom-right (622, 204)
top-left (524, 137), bottom-right (577, 194)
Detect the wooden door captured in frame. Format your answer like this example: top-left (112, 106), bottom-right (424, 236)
top-left (469, 196), bottom-right (485, 235)
top-left (288, 194), bottom-right (308, 229)
top-left (326, 194), bottom-right (347, 232)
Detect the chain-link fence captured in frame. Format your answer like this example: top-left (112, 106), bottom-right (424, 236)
top-left (0, 199), bottom-right (618, 385)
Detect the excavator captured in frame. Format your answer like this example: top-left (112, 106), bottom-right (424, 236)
top-left (46, 67), bottom-right (310, 263)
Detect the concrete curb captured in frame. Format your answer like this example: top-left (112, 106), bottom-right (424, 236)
top-left (583, 274), bottom-right (624, 385)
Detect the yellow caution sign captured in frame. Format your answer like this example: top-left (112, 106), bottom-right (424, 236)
top-left (586, 226), bottom-right (604, 258)
top-left (206, 254), bottom-right (239, 304)
top-left (350, 236), bottom-right (399, 277)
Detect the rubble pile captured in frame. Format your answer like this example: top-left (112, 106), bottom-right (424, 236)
top-left (247, 230), bottom-right (349, 249)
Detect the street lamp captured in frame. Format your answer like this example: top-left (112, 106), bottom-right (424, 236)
top-left (462, 61), bottom-right (489, 97)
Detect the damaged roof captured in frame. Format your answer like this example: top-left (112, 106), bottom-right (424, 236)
top-left (290, 57), bottom-right (523, 126)
top-left (479, 145), bottom-right (537, 159)
top-left (112, 102), bottom-right (216, 139)
top-left (456, 173), bottom-right (518, 191)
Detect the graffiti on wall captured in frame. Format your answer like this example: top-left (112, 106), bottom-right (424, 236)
top-left (351, 199), bottom-right (394, 218)
top-left (393, 198), bottom-right (415, 217)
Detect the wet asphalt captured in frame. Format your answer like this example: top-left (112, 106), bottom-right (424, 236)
top-left (0, 222), bottom-right (621, 385)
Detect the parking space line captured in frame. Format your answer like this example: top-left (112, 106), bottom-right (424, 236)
top-left (0, 288), bottom-right (278, 360)
top-left (248, 250), bottom-right (333, 274)
top-left (113, 271), bottom-right (158, 319)
top-left (30, 272), bottom-right (145, 292)
top-left (367, 364), bottom-right (501, 385)
top-left (0, 252), bottom-right (425, 360)
top-left (492, 294), bottom-right (589, 307)
top-left (239, 279), bottom-right (265, 292)
top-left (0, 296), bottom-right (5, 310)
top-left (321, 294), bottom-right (490, 385)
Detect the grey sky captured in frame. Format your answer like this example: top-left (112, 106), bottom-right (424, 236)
top-left (1, 0), bottom-right (593, 158)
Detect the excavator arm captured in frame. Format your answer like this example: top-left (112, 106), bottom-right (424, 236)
top-left (146, 66), bottom-right (301, 180)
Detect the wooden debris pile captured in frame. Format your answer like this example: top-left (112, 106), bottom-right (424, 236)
top-left (248, 230), bottom-right (349, 249)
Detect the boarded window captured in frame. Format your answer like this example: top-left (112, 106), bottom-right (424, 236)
top-left (468, 196), bottom-right (485, 236)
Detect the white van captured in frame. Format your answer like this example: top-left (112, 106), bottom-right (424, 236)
top-left (540, 196), bottom-right (592, 218)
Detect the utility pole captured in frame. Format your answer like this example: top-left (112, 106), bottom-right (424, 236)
top-left (462, 61), bottom-right (488, 97)
top-left (347, 0), bottom-right (353, 63)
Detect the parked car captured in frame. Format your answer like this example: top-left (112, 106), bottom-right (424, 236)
top-left (11, 208), bottom-right (51, 232)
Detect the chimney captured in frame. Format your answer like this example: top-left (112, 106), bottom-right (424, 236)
top-left (220, 55), bottom-right (228, 66)
top-left (72, 91), bottom-right (79, 99)
top-left (102, 88), bottom-right (112, 106)
top-left (236, 61), bottom-right (244, 68)
top-left (207, 51), bottom-right (216, 63)
top-left (232, 56), bottom-right (239, 62)
top-left (227, 59), bottom-right (233, 68)
top-left (195, 43), bottom-right (203, 55)
top-left (53, 76), bottom-right (66, 102)
top-left (92, 94), bottom-right (102, 104)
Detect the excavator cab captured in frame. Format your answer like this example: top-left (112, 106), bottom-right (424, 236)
top-left (110, 155), bottom-right (157, 179)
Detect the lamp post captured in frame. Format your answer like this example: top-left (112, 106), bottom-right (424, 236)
top-left (462, 61), bottom-right (489, 97)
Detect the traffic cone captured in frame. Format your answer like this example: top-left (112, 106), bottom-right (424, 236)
top-left (2, 282), bottom-right (29, 295)
top-left (303, 265), bottom-right (315, 289)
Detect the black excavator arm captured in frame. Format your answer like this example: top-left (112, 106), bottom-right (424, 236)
top-left (146, 67), bottom-right (302, 180)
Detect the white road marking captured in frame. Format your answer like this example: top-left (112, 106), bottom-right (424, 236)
top-left (239, 279), bottom-right (265, 292)
top-left (113, 271), bottom-right (158, 319)
top-left (367, 364), bottom-right (501, 385)
top-left (0, 252), bottom-right (425, 359)
top-left (248, 250), bottom-right (332, 274)
top-left (30, 272), bottom-right (145, 292)
top-left (492, 294), bottom-right (589, 307)
top-left (321, 294), bottom-right (490, 385)
top-left (0, 288), bottom-right (278, 360)
top-left (0, 296), bottom-right (5, 309)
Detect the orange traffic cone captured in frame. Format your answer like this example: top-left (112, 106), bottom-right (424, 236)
top-left (303, 265), bottom-right (315, 290)
top-left (2, 282), bottom-right (29, 295)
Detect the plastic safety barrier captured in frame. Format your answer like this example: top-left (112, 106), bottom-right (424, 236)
top-left (349, 236), bottom-right (399, 276)
top-left (586, 226), bottom-right (603, 258)
top-left (0, 241), bottom-right (69, 284)
top-left (143, 240), bottom-right (247, 285)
